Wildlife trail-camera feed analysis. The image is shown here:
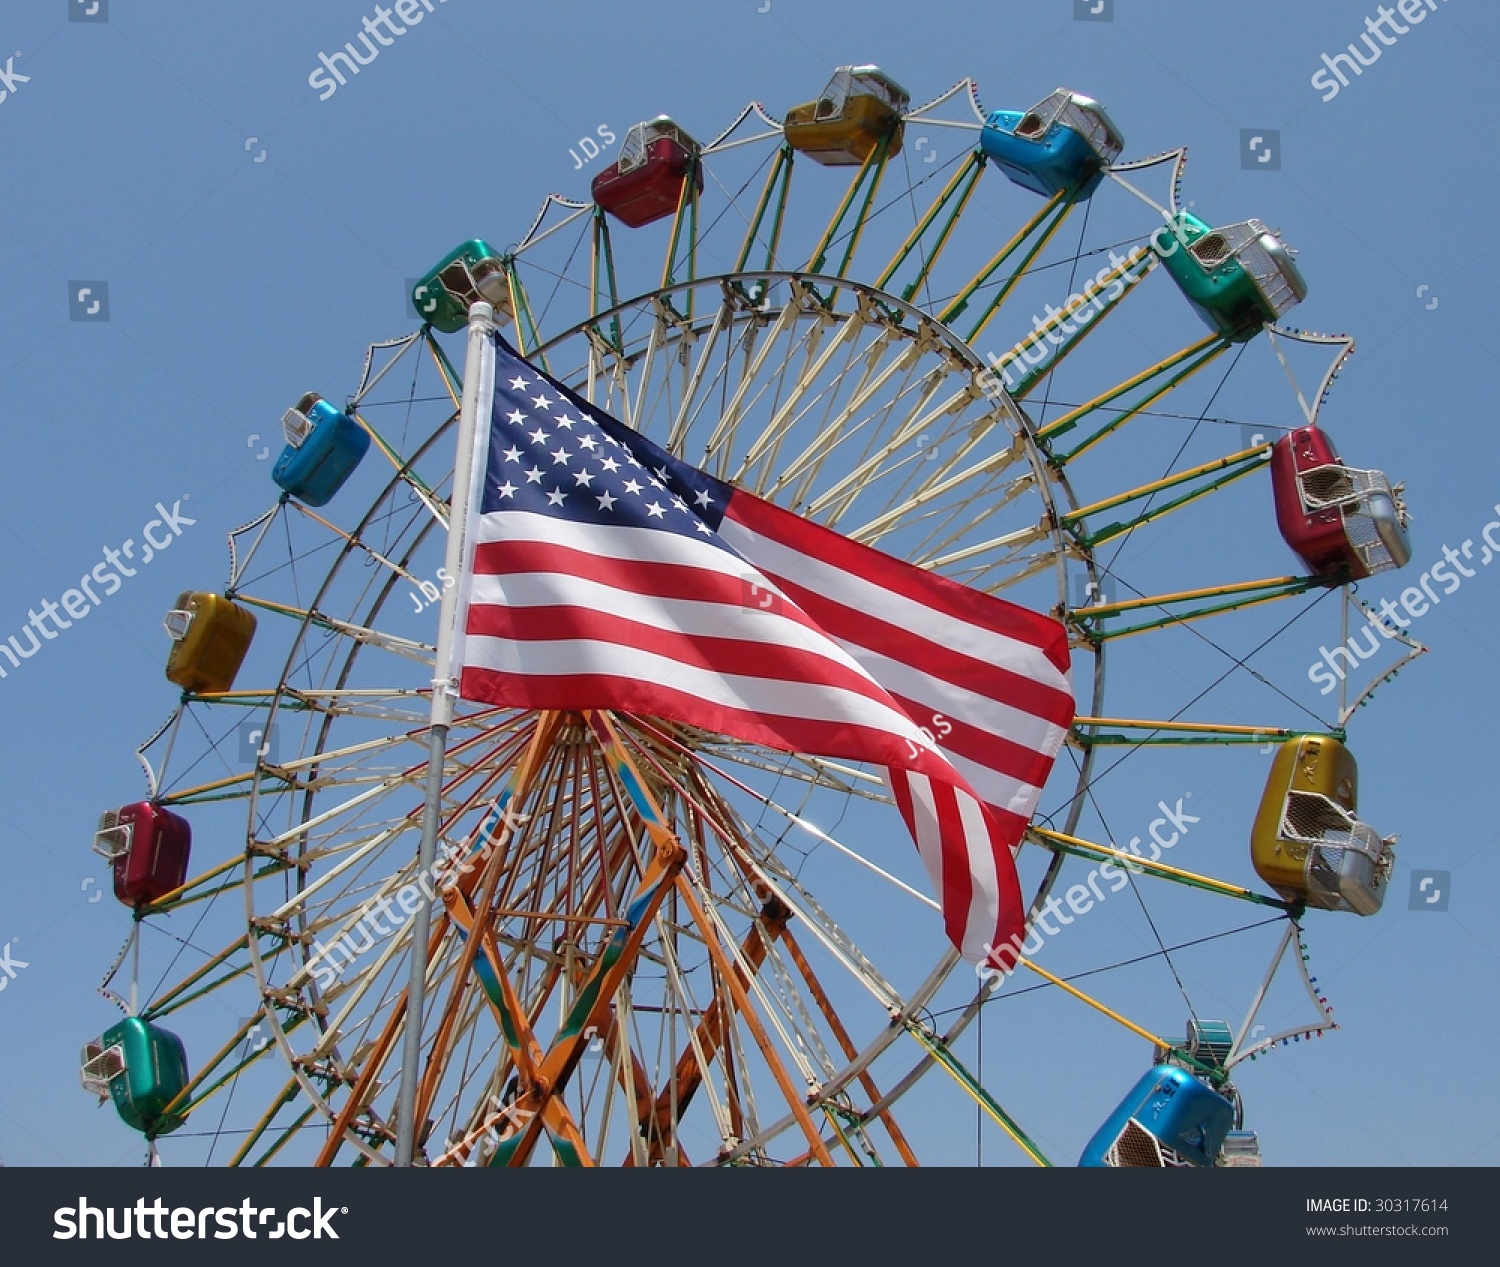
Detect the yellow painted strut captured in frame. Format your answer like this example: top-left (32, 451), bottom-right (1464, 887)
top-left (1017, 957), bottom-right (1170, 1049)
top-left (1072, 575), bottom-right (1312, 620)
top-left (1029, 826), bottom-right (1280, 904)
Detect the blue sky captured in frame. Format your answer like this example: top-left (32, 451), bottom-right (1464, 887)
top-left (1, 0), bottom-right (1497, 1167)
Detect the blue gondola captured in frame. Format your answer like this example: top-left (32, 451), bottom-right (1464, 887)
top-left (980, 88), bottom-right (1124, 199)
top-left (272, 392), bottom-right (370, 507)
top-left (1080, 1064), bottom-right (1235, 1167)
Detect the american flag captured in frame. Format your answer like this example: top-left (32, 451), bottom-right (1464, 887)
top-left (454, 336), bottom-right (1074, 967)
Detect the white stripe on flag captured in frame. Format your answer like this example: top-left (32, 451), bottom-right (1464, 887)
top-left (469, 569), bottom-right (852, 676)
top-left (955, 788), bottom-right (1002, 962)
top-left (718, 517), bottom-right (1071, 692)
top-left (839, 644), bottom-right (1070, 762)
top-left (473, 509), bottom-right (746, 572)
top-left (898, 770), bottom-right (947, 906)
top-left (944, 751), bottom-right (1045, 824)
top-left (462, 630), bottom-right (935, 752)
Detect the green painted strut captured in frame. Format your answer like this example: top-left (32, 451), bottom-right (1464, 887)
top-left (1071, 575), bottom-right (1328, 641)
top-left (1070, 719), bottom-right (1345, 747)
top-left (807, 131), bottom-right (894, 289)
top-left (939, 189), bottom-right (1070, 328)
top-left (661, 160), bottom-right (700, 320)
top-left (505, 258), bottom-right (549, 373)
top-left (963, 198), bottom-right (1075, 346)
top-left (1043, 338), bottom-right (1230, 464)
top-left (1005, 256), bottom-right (1156, 400)
top-left (734, 144), bottom-right (794, 306)
top-left (591, 208), bottom-right (624, 354)
top-left (875, 149), bottom-right (987, 304)
top-left (1031, 830), bottom-right (1294, 910)
top-left (903, 1021), bottom-right (1052, 1166)
top-left (1073, 729), bottom-right (1329, 747)
top-left (1064, 448), bottom-right (1271, 548)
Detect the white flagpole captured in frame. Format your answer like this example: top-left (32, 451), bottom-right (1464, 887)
top-left (394, 300), bottom-right (496, 1166)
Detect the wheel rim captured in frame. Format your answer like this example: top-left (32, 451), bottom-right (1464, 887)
top-left (102, 74), bottom-right (1383, 1167)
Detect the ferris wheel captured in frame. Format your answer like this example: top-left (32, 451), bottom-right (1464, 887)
top-left (80, 67), bottom-right (1421, 1168)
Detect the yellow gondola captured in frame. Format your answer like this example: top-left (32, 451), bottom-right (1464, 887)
top-left (783, 65), bottom-right (909, 166)
top-left (1250, 736), bottom-right (1395, 914)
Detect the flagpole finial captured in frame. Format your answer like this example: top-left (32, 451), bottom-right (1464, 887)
top-left (467, 300), bottom-right (496, 332)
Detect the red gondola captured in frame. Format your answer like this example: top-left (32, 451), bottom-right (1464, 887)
top-left (592, 117), bottom-right (703, 229)
top-left (1271, 425), bottom-right (1411, 579)
top-left (93, 802), bottom-right (192, 908)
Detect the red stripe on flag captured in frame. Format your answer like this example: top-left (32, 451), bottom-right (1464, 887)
top-left (932, 778), bottom-right (977, 955)
top-left (772, 575), bottom-right (1075, 729)
top-left (461, 664), bottom-right (935, 774)
top-left (725, 494), bottom-right (1073, 677)
top-left (465, 601), bottom-right (905, 716)
top-left (471, 539), bottom-right (780, 615)
top-left (883, 697), bottom-right (1058, 798)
